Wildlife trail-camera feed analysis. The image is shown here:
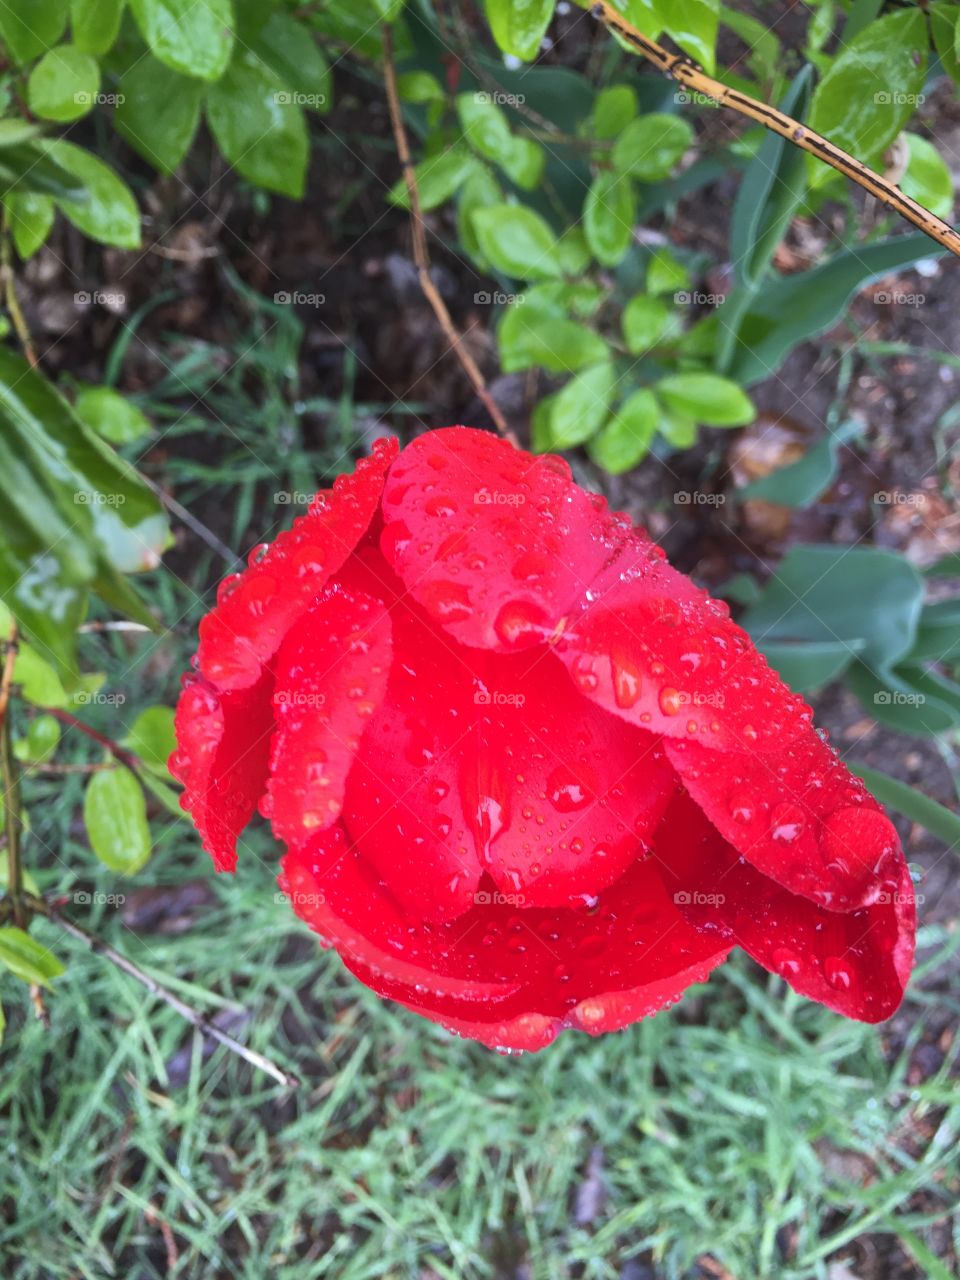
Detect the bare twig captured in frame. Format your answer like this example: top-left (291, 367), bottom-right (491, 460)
top-left (27, 894), bottom-right (300, 1088)
top-left (590, 0), bottom-right (960, 260)
top-left (381, 26), bottom-right (518, 445)
top-left (0, 209), bottom-right (38, 367)
top-left (0, 624), bottom-right (24, 927)
top-left (40, 705), bottom-right (140, 771)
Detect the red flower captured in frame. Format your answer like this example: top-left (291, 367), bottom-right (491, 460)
top-left (171, 428), bottom-right (915, 1052)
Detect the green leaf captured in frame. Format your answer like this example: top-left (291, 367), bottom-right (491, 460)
top-left (129, 0), bottom-right (234, 81)
top-left (657, 407), bottom-right (697, 448)
top-left (853, 764), bottom-right (960, 848)
top-left (588, 389), bottom-right (658, 473)
top-left (484, 0), bottom-right (554, 62)
top-left (71, 0), bottom-right (126, 55)
top-left (397, 72), bottom-right (444, 104)
top-left (723, 234), bottom-right (944, 385)
top-left (83, 766), bottom-right (152, 874)
top-left (12, 643), bottom-right (70, 707)
top-left (498, 295), bottom-right (609, 373)
top-left (122, 705), bottom-right (176, 771)
top-left (0, 0), bottom-right (68, 64)
top-left (737, 419), bottom-right (860, 508)
top-left (4, 193), bottom-right (55, 259)
top-left (622, 293), bottom-right (675, 354)
top-left (557, 226), bottom-right (591, 274)
top-left (139, 768), bottom-right (188, 819)
top-left (457, 92), bottom-right (513, 161)
top-left (28, 46), bottom-right (101, 123)
top-left (549, 361), bottom-right (616, 448)
top-left (611, 113), bottom-right (693, 181)
top-left (930, 3), bottom-right (960, 88)
top-left (662, 0), bottom-right (719, 73)
top-left (846, 662), bottom-right (960, 734)
top-left (74, 386), bottom-right (152, 445)
top-left (457, 164), bottom-right (502, 265)
top-left (115, 56), bottom-right (204, 174)
top-left (584, 171), bottom-right (636, 268)
top-left (15, 713), bottom-right (61, 765)
top-left (656, 372), bottom-right (754, 426)
top-left (741, 545), bottom-right (924, 672)
top-left (806, 9), bottom-right (927, 190)
top-left (45, 140), bottom-right (141, 249)
top-left (909, 599), bottom-right (960, 664)
top-left (901, 133), bottom-right (954, 221)
top-left (0, 141), bottom-right (89, 202)
top-left (248, 13), bottom-right (332, 115)
top-left (389, 147), bottom-right (477, 211)
top-left (471, 204), bottom-right (563, 279)
top-left (206, 50), bottom-right (308, 198)
top-left (646, 246), bottom-right (689, 296)
top-left (500, 136), bottom-right (545, 190)
top-left (591, 84), bottom-right (638, 140)
top-left (0, 927), bottom-right (65, 987)
top-left (757, 638), bottom-right (862, 692)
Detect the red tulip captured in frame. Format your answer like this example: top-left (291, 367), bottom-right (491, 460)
top-left (171, 428), bottom-right (915, 1052)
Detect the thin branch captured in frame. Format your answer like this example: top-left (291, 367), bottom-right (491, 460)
top-left (27, 895), bottom-right (300, 1089)
top-left (381, 26), bottom-right (519, 445)
top-left (0, 209), bottom-right (38, 367)
top-left (0, 624), bottom-right (24, 928)
top-left (590, 0), bottom-right (960, 261)
top-left (40, 706), bottom-right (140, 772)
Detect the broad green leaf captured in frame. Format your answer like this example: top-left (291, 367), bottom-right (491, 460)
top-left (723, 234), bottom-right (945, 385)
top-left (662, 0), bottom-right (719, 73)
top-left (15, 713), bottom-right (61, 764)
top-left (0, 141), bottom-right (89, 202)
top-left (389, 147), bottom-right (477, 211)
top-left (4, 193), bottom-right (55, 258)
top-left (588, 389), bottom-right (658, 473)
top-left (622, 294), bottom-right (675, 354)
top-left (11, 643), bottom-right (70, 707)
top-left (45, 140), bottom-right (141, 249)
top-left (484, 0), bottom-right (554, 61)
top-left (71, 0), bottom-right (126, 55)
top-left (83, 766), bottom-right (152, 874)
top-left (584, 171), bottom-right (636, 267)
top-left (457, 164), bottom-right (503, 265)
top-left (591, 84), bottom-right (638, 140)
top-left (612, 114), bottom-right (693, 181)
top-left (853, 764), bottom-right (960, 847)
top-left (28, 46), bottom-right (101, 123)
top-left (930, 3), bottom-right (960, 87)
top-left (0, 534), bottom-right (86, 678)
top-left (901, 133), bottom-right (954, 221)
top-left (498, 297), bottom-right (609, 373)
top-left (397, 72), bottom-right (444, 103)
top-left (500, 136), bottom-right (545, 190)
top-left (457, 92), bottom-right (513, 161)
top-left (471, 204), bottom-right (563, 279)
top-left (206, 50), bottom-right (309, 198)
top-left (758, 638), bottom-right (861, 692)
top-left (249, 13), bottom-right (332, 115)
top-left (846, 662), bottom-right (960, 734)
top-left (657, 408), bottom-right (697, 448)
top-left (646, 246), bottom-right (689, 296)
top-left (737, 419), bottom-right (860, 508)
top-left (909, 599), bottom-right (960, 664)
top-left (0, 0), bottom-right (68, 63)
top-left (139, 768), bottom-right (188, 819)
top-left (74, 386), bottom-right (152, 445)
top-left (741, 546), bottom-right (924, 672)
top-left (116, 56), bottom-right (204, 174)
top-left (0, 927), bottom-right (65, 988)
top-left (557, 226), bottom-right (591, 274)
top-left (122, 705), bottom-right (176, 771)
top-left (129, 0), bottom-right (234, 81)
top-left (806, 9), bottom-right (927, 190)
top-left (549, 361), bottom-right (616, 448)
top-left (656, 372), bottom-right (754, 426)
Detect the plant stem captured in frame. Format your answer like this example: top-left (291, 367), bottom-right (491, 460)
top-left (0, 624), bottom-right (24, 927)
top-left (0, 209), bottom-right (38, 367)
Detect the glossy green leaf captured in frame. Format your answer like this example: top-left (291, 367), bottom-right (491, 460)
top-left (557, 227), bottom-right (591, 274)
top-left (806, 9), bottom-right (927, 190)
top-left (591, 84), bottom-right (638, 140)
top-left (28, 46), bottom-right (101, 123)
top-left (15, 713), bottom-right (61, 765)
top-left (584, 171), bottom-right (636, 267)
top-left (457, 164), bottom-right (503, 265)
top-left (123, 706), bottom-right (176, 772)
top-left (83, 766), bottom-right (152, 874)
top-left (397, 72), bottom-right (444, 104)
top-left (74, 387), bottom-right (152, 445)
top-left (612, 114), bottom-right (692, 181)
top-left (909, 599), bottom-right (960, 664)
top-left (646, 246), bottom-right (690, 296)
top-left (45, 140), bottom-right (141, 248)
top-left (657, 408), bottom-right (697, 448)
top-left (471, 204), bottom-right (563, 279)
top-left (549, 361), bottom-right (616, 448)
top-left (757, 638), bottom-right (862, 693)
top-left (0, 0), bottom-right (68, 63)
top-left (389, 147), bottom-right (477, 211)
top-left (484, 0), bottom-right (554, 61)
top-left (500, 136), bottom-right (545, 190)
top-left (662, 0), bottom-right (719, 73)
top-left (930, 3), bottom-right (960, 87)
top-left (656, 372), bottom-right (754, 426)
top-left (71, 0), bottom-right (126, 55)
top-left (588, 389), bottom-right (658, 473)
top-left (11, 642), bottom-right (70, 708)
top-left (622, 294), bottom-right (675, 354)
top-left (116, 56), bottom-right (204, 174)
top-left (901, 133), bottom-right (954, 221)
top-left (498, 295), bottom-right (609, 373)
top-left (206, 50), bottom-right (309, 198)
top-left (129, 0), bottom-right (234, 81)
top-left (249, 13), bottom-right (332, 115)
top-left (0, 141), bottom-right (89, 202)
top-left (4, 193), bottom-right (55, 258)
top-left (738, 419), bottom-right (860, 508)
top-left (0, 927), bottom-right (66, 988)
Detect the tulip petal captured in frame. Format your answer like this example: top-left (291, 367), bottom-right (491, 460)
top-left (197, 437), bottom-right (398, 691)
top-left (265, 583), bottom-right (392, 848)
top-left (656, 792), bottom-right (914, 1022)
top-left (171, 669), bottom-right (275, 871)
